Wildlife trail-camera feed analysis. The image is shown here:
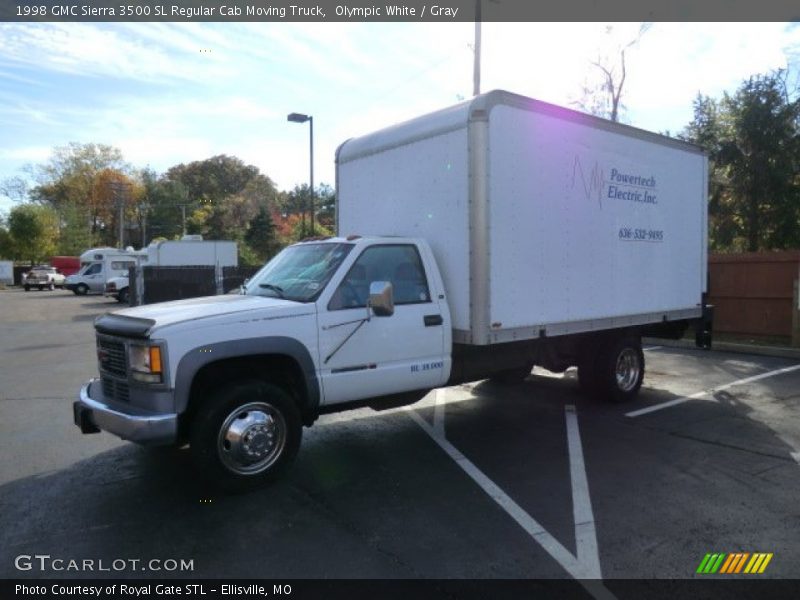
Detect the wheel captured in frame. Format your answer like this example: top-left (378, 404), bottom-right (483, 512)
top-left (489, 363), bottom-right (534, 384)
top-left (38, 285), bottom-right (43, 291)
top-left (190, 380), bottom-right (302, 492)
top-left (117, 287), bottom-right (129, 304)
top-left (75, 283), bottom-right (89, 295)
top-left (594, 336), bottom-right (645, 403)
top-left (48, 282), bottom-right (55, 291)
top-left (24, 284), bottom-right (30, 292)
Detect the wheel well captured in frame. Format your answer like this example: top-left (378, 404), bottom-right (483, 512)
top-left (180, 354), bottom-right (313, 440)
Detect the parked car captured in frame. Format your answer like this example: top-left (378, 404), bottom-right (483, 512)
top-left (24, 266), bottom-right (66, 291)
top-left (104, 275), bottom-right (130, 304)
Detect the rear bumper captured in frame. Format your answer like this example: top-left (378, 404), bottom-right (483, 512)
top-left (73, 379), bottom-right (178, 445)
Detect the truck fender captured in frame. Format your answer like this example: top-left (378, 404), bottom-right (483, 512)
top-left (174, 337), bottom-right (321, 424)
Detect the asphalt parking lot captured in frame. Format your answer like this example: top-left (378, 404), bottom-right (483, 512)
top-left (1, 287), bottom-right (800, 588)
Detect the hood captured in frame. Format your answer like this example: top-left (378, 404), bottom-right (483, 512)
top-left (110, 294), bottom-right (313, 333)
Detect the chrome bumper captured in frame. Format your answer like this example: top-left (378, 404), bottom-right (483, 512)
top-left (73, 379), bottom-right (178, 445)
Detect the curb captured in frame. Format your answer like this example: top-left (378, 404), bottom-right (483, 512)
top-left (644, 337), bottom-right (800, 361)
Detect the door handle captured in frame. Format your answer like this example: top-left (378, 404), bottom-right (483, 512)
top-left (424, 314), bottom-right (443, 327)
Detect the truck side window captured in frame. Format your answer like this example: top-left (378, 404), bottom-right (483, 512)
top-left (329, 245), bottom-right (431, 310)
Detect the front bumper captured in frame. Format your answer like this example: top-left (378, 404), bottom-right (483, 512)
top-left (73, 378), bottom-right (178, 445)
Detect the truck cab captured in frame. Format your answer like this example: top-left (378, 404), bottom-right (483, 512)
top-left (74, 237), bottom-right (451, 490)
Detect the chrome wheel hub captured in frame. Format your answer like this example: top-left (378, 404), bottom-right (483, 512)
top-left (218, 402), bottom-right (287, 475)
top-left (615, 348), bottom-right (640, 392)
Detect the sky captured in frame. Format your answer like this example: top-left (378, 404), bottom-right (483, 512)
top-left (0, 21), bottom-right (799, 215)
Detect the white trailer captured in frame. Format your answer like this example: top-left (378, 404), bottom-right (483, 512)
top-left (140, 239), bottom-right (238, 268)
top-left (105, 239), bottom-right (238, 303)
top-left (337, 89), bottom-right (708, 346)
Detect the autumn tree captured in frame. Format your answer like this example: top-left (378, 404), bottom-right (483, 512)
top-left (166, 155), bottom-right (279, 240)
top-left (28, 143), bottom-right (132, 248)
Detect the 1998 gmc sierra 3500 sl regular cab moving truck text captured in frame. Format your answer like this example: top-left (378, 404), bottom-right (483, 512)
top-left (73, 90), bottom-right (712, 491)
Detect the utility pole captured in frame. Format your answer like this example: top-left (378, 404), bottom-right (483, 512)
top-left (178, 204), bottom-right (189, 237)
top-left (140, 202), bottom-right (150, 247)
top-left (473, 0), bottom-right (481, 96)
top-left (109, 181), bottom-right (131, 249)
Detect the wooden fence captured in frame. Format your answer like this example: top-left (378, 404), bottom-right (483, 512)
top-left (708, 251), bottom-right (800, 345)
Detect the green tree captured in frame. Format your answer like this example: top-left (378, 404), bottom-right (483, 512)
top-left (315, 183), bottom-right (337, 231)
top-left (0, 215), bottom-right (12, 259)
top-left (682, 70), bottom-right (800, 251)
top-left (138, 169), bottom-right (188, 243)
top-left (7, 204), bottom-right (59, 263)
top-left (245, 206), bottom-right (278, 262)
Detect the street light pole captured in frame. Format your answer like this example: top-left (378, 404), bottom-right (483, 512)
top-left (309, 115), bottom-right (314, 236)
top-left (287, 112), bottom-right (314, 237)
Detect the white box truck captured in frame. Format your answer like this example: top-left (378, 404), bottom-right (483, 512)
top-left (73, 91), bottom-right (711, 491)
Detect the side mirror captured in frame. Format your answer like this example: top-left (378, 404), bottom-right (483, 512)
top-left (368, 281), bottom-right (394, 317)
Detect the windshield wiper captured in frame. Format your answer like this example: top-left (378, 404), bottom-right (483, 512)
top-left (258, 283), bottom-right (285, 298)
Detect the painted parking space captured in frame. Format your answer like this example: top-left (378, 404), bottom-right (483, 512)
top-left (2, 291), bottom-right (799, 586)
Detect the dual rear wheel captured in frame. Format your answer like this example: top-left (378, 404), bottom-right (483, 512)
top-left (579, 336), bottom-right (644, 403)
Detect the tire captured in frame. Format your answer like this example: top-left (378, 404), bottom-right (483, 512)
top-left (24, 285), bottom-right (30, 292)
top-left (75, 283), bottom-right (89, 296)
top-left (38, 285), bottom-right (43, 291)
top-left (593, 336), bottom-right (645, 403)
top-left (48, 282), bottom-right (55, 291)
top-left (489, 363), bottom-right (534, 385)
top-left (190, 380), bottom-right (302, 492)
top-left (117, 287), bottom-right (129, 305)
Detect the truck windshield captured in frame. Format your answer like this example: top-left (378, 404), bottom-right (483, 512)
top-left (244, 242), bottom-right (353, 302)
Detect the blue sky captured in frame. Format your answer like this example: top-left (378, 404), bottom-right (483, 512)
top-left (1, 22), bottom-right (799, 215)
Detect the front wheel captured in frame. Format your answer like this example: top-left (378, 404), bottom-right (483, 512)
top-left (24, 284), bottom-right (30, 292)
top-left (190, 380), bottom-right (302, 492)
top-left (75, 283), bottom-right (89, 295)
top-left (117, 287), bottom-right (129, 304)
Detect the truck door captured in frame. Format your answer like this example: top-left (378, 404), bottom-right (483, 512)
top-left (318, 243), bottom-right (448, 405)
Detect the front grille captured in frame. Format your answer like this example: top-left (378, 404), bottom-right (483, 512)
top-left (102, 376), bottom-right (130, 403)
top-left (98, 337), bottom-right (126, 376)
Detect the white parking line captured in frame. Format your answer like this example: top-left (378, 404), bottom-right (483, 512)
top-left (409, 398), bottom-right (616, 598)
top-left (643, 346), bottom-right (662, 351)
top-left (626, 363), bottom-right (800, 418)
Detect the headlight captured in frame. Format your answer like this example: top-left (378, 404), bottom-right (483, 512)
top-left (129, 343), bottom-right (164, 383)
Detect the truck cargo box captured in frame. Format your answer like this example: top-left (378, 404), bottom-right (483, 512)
top-left (337, 90), bottom-right (708, 345)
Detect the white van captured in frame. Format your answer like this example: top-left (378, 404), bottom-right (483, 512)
top-left (65, 247), bottom-right (142, 295)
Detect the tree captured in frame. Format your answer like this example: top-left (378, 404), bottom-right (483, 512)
top-left (7, 204), bottom-right (59, 264)
top-left (315, 183), bottom-right (337, 231)
top-left (165, 155), bottom-right (279, 240)
top-left (244, 206), bottom-right (279, 262)
top-left (137, 169), bottom-right (188, 243)
top-left (681, 70), bottom-right (800, 252)
top-left (572, 23), bottom-right (651, 122)
top-left (28, 143), bottom-right (131, 249)
top-left (0, 215), bottom-right (11, 259)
